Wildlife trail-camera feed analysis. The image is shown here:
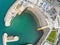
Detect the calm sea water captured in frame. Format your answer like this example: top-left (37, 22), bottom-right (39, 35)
top-left (0, 0), bottom-right (42, 45)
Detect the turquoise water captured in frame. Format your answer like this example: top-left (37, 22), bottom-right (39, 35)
top-left (0, 0), bottom-right (42, 45)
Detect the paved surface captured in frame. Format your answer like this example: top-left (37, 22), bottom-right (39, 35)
top-left (4, 0), bottom-right (56, 45)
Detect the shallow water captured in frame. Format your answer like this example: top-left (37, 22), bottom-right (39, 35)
top-left (0, 0), bottom-right (42, 45)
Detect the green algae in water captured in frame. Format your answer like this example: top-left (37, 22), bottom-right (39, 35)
top-left (5, 10), bottom-right (42, 45)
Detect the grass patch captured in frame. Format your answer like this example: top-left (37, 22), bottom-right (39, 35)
top-left (47, 31), bottom-right (56, 43)
top-left (57, 0), bottom-right (60, 2)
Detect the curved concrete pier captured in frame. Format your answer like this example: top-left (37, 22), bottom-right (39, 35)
top-left (4, 0), bottom-right (26, 27)
top-left (26, 7), bottom-right (50, 45)
top-left (4, 0), bottom-right (52, 45)
top-left (27, 7), bottom-right (48, 27)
